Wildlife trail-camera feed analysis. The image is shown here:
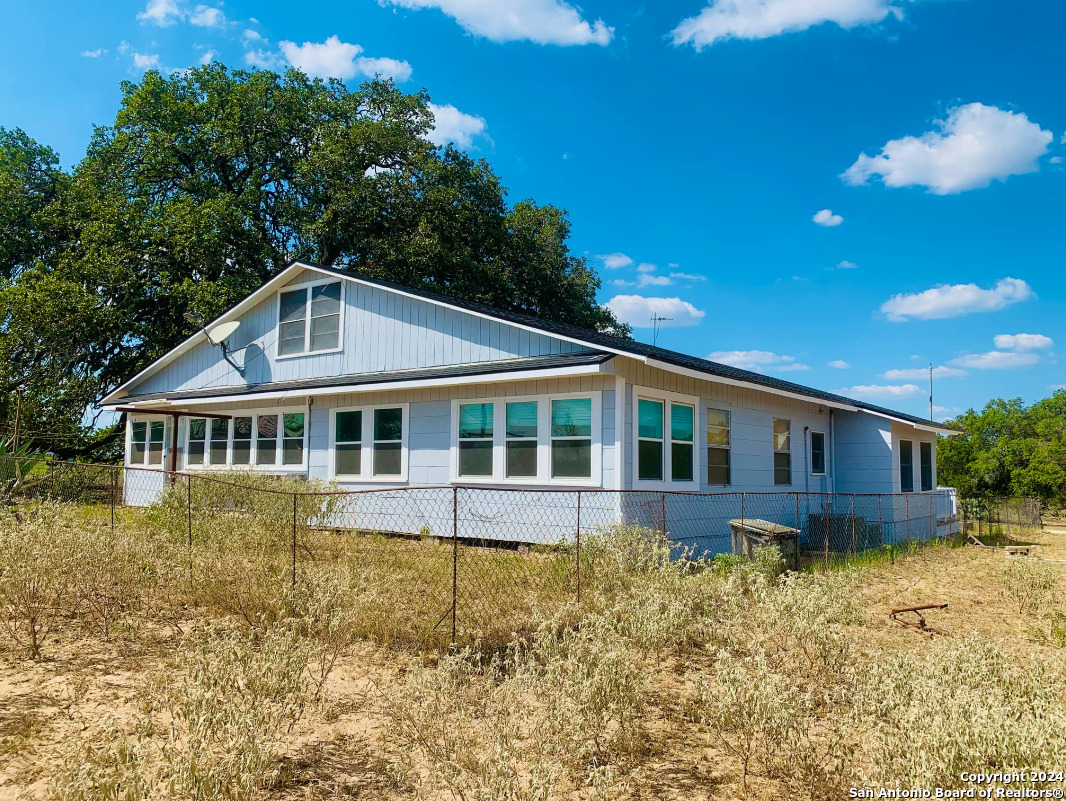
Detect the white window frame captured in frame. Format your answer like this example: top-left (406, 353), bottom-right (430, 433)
top-left (125, 415), bottom-right (172, 470)
top-left (706, 406), bottom-right (731, 487)
top-left (809, 430), bottom-right (826, 476)
top-left (274, 277), bottom-right (345, 360)
top-left (448, 391), bottom-right (602, 487)
top-left (773, 418), bottom-right (792, 487)
top-left (328, 403), bottom-right (410, 483)
top-left (181, 406), bottom-right (309, 472)
top-left (632, 387), bottom-right (699, 491)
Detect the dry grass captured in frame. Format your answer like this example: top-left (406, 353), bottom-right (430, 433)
top-left (2, 502), bottom-right (1066, 800)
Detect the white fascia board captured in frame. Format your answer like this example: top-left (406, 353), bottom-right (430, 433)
top-left (102, 362), bottom-right (608, 410)
top-left (642, 357), bottom-right (862, 412)
top-left (862, 408), bottom-right (961, 436)
top-left (101, 261), bottom-right (314, 404)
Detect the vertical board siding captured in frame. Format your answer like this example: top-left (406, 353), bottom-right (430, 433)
top-left (131, 279), bottom-right (594, 396)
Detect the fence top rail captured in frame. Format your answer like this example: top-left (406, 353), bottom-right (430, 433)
top-left (2, 456), bottom-right (953, 503)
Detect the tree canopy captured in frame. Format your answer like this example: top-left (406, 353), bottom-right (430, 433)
top-left (0, 64), bottom-right (626, 458)
top-left (937, 392), bottom-right (1066, 505)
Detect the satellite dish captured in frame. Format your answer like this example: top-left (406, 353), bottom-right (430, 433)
top-left (206, 320), bottom-right (240, 346)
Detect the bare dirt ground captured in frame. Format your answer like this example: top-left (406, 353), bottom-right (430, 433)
top-left (4, 527), bottom-right (1066, 800)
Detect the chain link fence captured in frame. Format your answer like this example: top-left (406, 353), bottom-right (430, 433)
top-left (1, 456), bottom-right (958, 643)
top-left (958, 496), bottom-right (1043, 542)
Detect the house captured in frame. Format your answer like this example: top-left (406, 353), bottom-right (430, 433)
top-left (101, 261), bottom-right (957, 553)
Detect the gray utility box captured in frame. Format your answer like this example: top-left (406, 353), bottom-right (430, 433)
top-left (729, 518), bottom-right (800, 572)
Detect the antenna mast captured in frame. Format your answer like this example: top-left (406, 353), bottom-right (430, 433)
top-left (929, 363), bottom-right (933, 421)
top-left (651, 315), bottom-right (672, 346)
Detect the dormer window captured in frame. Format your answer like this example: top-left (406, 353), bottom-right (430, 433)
top-left (277, 280), bottom-right (342, 356)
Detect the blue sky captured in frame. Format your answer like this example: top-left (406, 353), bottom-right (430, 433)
top-left (2, 0), bottom-right (1064, 421)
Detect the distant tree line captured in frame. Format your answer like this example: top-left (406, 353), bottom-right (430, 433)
top-left (938, 393), bottom-right (1066, 506)
top-left (0, 65), bottom-right (626, 460)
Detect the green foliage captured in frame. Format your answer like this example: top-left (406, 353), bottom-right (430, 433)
top-left (0, 64), bottom-right (627, 456)
top-left (938, 393), bottom-right (1066, 505)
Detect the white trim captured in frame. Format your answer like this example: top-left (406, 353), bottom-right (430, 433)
top-left (447, 391), bottom-right (603, 488)
top-left (181, 405), bottom-right (310, 473)
top-left (705, 405), bottom-right (731, 488)
top-left (273, 276), bottom-right (346, 361)
top-left (614, 376), bottom-right (624, 491)
top-left (125, 414), bottom-right (171, 471)
top-left (103, 362), bottom-right (609, 410)
top-left (773, 417), bottom-right (793, 487)
top-left (327, 403), bottom-right (410, 483)
top-left (632, 386), bottom-right (699, 491)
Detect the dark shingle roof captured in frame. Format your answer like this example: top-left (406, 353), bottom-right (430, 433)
top-left (121, 352), bottom-right (611, 404)
top-left (303, 262), bottom-right (955, 433)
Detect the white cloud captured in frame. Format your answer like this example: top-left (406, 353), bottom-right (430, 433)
top-left (82, 48), bottom-right (107, 58)
top-left (243, 29), bottom-right (264, 42)
top-left (993, 333), bottom-right (1053, 351)
top-left (427, 102), bottom-right (488, 149)
top-left (596, 253), bottom-right (634, 270)
top-left (610, 279), bottom-right (636, 288)
top-left (189, 4), bottom-right (225, 26)
top-left (883, 366), bottom-right (967, 380)
top-left (244, 48), bottom-right (280, 68)
top-left (838, 383), bottom-right (922, 399)
top-left (132, 52), bottom-right (162, 70)
top-left (137, 0), bottom-right (182, 26)
top-left (879, 277), bottom-right (1033, 322)
top-left (671, 0), bottom-right (900, 49)
top-left (835, 260), bottom-right (858, 270)
top-left (382, 0), bottom-right (613, 45)
top-left (199, 49), bottom-right (216, 65)
top-left (950, 351), bottom-right (1040, 370)
top-left (813, 208), bottom-right (843, 227)
top-left (636, 263), bottom-right (657, 273)
top-left (280, 36), bottom-right (413, 81)
top-left (828, 360), bottom-right (850, 369)
top-left (605, 296), bottom-right (706, 328)
top-left (709, 350), bottom-right (809, 373)
top-left (843, 103), bottom-right (1054, 194)
top-left (638, 274), bottom-right (673, 287)
top-left (669, 272), bottom-right (706, 282)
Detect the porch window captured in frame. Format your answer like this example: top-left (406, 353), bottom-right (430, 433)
top-left (707, 409), bottom-right (730, 486)
top-left (458, 403), bottom-right (494, 477)
top-left (187, 418), bottom-right (206, 465)
top-left (920, 441), bottom-right (933, 492)
top-left (257, 415), bottom-right (278, 465)
top-left (283, 413), bottom-right (305, 465)
top-left (373, 408), bottom-right (403, 476)
top-left (183, 410), bottom-right (305, 469)
top-left (810, 431), bottom-right (826, 475)
top-left (129, 419), bottom-right (166, 467)
top-left (899, 439), bottom-right (914, 493)
top-left (773, 419), bottom-right (791, 486)
top-left (232, 416), bottom-right (253, 465)
top-left (334, 410), bottom-right (362, 477)
top-left (505, 401), bottom-right (538, 478)
top-left (209, 418), bottom-right (229, 465)
top-left (278, 280), bottom-right (342, 357)
top-left (550, 398), bottom-right (592, 479)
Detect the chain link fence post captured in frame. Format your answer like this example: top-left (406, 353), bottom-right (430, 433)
top-left (291, 492), bottom-right (297, 592)
top-left (186, 473), bottom-right (193, 551)
top-left (451, 486), bottom-right (458, 646)
top-left (575, 490), bottom-right (581, 605)
top-left (110, 466), bottom-right (117, 532)
top-left (906, 493), bottom-right (910, 547)
top-left (850, 495), bottom-right (856, 555)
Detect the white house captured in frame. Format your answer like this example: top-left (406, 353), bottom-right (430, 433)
top-left (101, 261), bottom-right (956, 553)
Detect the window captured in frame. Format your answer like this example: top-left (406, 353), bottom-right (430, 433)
top-left (636, 392), bottom-right (696, 484)
top-left (671, 404), bottom-right (694, 482)
top-left (637, 399), bottom-right (664, 481)
top-left (129, 418), bottom-right (168, 467)
top-left (707, 409), bottom-right (730, 486)
top-left (277, 280), bottom-right (342, 357)
top-left (257, 415), bottom-right (278, 465)
top-left (505, 401), bottom-right (538, 478)
top-left (232, 417), bottom-right (252, 465)
top-left (899, 439), bottom-right (914, 493)
top-left (551, 398), bottom-right (592, 479)
top-left (183, 410), bottom-right (305, 470)
top-left (773, 419), bottom-right (791, 486)
top-left (334, 410), bottom-right (362, 477)
top-left (810, 431), bottom-right (826, 475)
top-left (458, 403), bottom-right (494, 477)
top-left (920, 441), bottom-right (933, 492)
top-left (283, 413), bottom-right (305, 465)
top-left (373, 408), bottom-right (403, 476)
top-left (209, 418), bottom-right (229, 465)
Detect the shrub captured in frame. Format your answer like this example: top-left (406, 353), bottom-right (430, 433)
top-left (1001, 558), bottom-right (1058, 614)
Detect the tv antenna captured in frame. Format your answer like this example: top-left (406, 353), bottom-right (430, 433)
top-left (651, 315), bottom-right (672, 346)
top-left (185, 312), bottom-right (245, 376)
top-left (929, 363), bottom-right (933, 421)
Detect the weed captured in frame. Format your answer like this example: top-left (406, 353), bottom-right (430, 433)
top-left (1002, 558), bottom-right (1058, 614)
